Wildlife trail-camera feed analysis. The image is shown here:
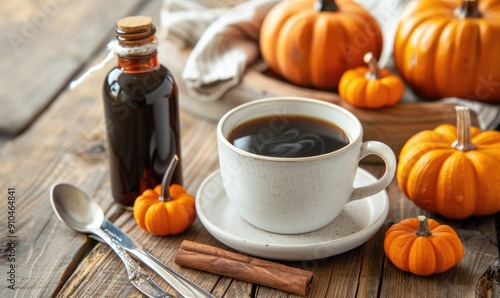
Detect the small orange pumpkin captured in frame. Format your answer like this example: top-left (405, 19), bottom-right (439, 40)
top-left (133, 156), bottom-right (196, 236)
top-left (260, 0), bottom-right (383, 89)
top-left (384, 216), bottom-right (464, 276)
top-left (397, 106), bottom-right (500, 219)
top-left (339, 52), bottom-right (405, 109)
top-left (133, 184), bottom-right (196, 236)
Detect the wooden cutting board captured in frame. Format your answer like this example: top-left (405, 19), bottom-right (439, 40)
top-left (159, 42), bottom-right (478, 161)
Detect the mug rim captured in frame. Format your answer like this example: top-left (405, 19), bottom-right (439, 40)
top-left (217, 97), bottom-right (363, 162)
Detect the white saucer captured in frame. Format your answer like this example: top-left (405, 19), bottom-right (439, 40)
top-left (195, 168), bottom-right (389, 261)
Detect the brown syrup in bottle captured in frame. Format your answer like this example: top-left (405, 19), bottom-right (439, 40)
top-left (102, 16), bottom-right (182, 207)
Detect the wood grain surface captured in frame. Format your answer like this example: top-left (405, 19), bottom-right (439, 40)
top-left (0, 0), bottom-right (144, 137)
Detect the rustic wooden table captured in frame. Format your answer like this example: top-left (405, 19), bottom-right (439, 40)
top-left (1, 1), bottom-right (499, 297)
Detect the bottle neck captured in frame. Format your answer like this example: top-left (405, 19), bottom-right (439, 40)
top-left (118, 52), bottom-right (159, 73)
top-left (115, 24), bottom-right (159, 73)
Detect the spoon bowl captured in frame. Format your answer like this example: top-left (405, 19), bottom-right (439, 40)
top-left (50, 183), bottom-right (104, 233)
top-left (49, 183), bottom-right (171, 298)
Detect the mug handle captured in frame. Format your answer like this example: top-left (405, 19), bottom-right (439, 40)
top-left (349, 141), bottom-right (397, 201)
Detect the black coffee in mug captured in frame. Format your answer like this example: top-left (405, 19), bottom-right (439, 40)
top-left (228, 115), bottom-right (349, 157)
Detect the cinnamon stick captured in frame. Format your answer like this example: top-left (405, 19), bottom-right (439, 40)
top-left (175, 240), bottom-right (313, 296)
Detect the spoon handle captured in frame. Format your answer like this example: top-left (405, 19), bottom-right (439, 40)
top-left (100, 219), bottom-right (215, 298)
top-left (92, 229), bottom-right (173, 298)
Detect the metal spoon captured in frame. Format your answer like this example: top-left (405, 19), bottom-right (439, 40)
top-left (50, 183), bottom-right (172, 298)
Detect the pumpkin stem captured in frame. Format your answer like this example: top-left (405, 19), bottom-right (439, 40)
top-left (454, 0), bottom-right (482, 19)
top-left (160, 154), bottom-right (179, 202)
top-left (315, 0), bottom-right (338, 12)
top-left (363, 52), bottom-right (381, 80)
top-left (452, 106), bottom-right (476, 151)
top-left (416, 215), bottom-right (432, 237)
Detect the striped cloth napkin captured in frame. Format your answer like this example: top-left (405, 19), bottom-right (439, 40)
top-left (160, 0), bottom-right (500, 129)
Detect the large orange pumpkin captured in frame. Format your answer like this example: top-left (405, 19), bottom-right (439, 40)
top-left (394, 0), bottom-right (500, 102)
top-left (260, 0), bottom-right (383, 89)
top-left (397, 106), bottom-right (500, 219)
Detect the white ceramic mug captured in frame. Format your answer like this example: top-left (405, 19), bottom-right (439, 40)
top-left (217, 97), bottom-right (396, 234)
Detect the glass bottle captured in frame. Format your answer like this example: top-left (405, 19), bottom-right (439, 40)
top-left (102, 16), bottom-right (183, 207)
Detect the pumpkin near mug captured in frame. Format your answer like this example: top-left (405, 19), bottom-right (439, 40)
top-left (216, 97), bottom-right (397, 234)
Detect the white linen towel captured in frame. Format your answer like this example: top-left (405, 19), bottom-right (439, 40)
top-left (161, 0), bottom-right (279, 102)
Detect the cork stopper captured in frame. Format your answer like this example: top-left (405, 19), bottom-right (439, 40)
top-left (116, 16), bottom-right (156, 47)
top-left (117, 16), bottom-right (152, 33)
